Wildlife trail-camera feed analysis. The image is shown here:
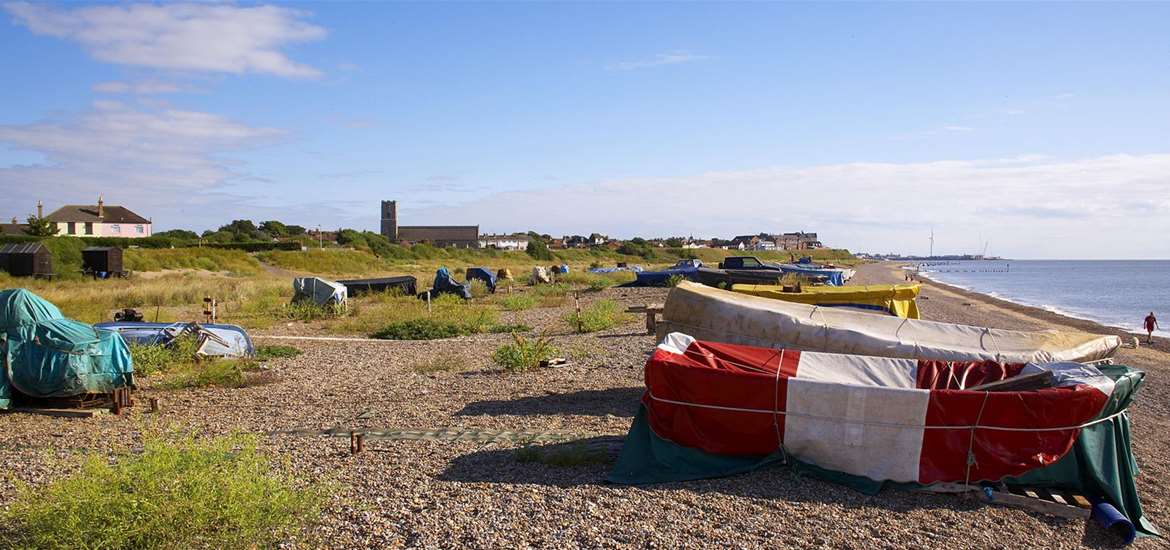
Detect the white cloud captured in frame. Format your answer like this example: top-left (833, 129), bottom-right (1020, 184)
top-left (93, 80), bottom-right (185, 95)
top-left (0, 102), bottom-right (287, 227)
top-left (606, 51), bottom-right (709, 71)
top-left (411, 154), bottom-right (1170, 259)
top-left (4, 2), bottom-right (326, 78)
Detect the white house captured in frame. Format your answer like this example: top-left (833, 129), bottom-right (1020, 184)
top-left (44, 197), bottom-right (152, 238)
top-left (479, 233), bottom-right (530, 250)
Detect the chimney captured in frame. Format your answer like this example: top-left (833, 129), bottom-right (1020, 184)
top-left (36, 200), bottom-right (43, 219)
top-left (98, 195), bottom-right (104, 220)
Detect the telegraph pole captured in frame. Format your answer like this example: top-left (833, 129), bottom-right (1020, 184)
top-left (929, 228), bottom-right (934, 259)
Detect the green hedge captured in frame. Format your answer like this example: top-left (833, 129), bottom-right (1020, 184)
top-left (203, 241), bottom-right (302, 252)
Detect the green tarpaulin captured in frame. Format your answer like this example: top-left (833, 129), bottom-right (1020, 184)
top-left (609, 366), bottom-right (1157, 539)
top-left (0, 288), bottom-right (133, 409)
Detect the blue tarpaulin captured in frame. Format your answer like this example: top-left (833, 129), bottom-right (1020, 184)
top-left (776, 263), bottom-right (847, 286)
top-left (465, 267), bottom-right (497, 293)
top-left (629, 259), bottom-right (704, 287)
top-left (423, 267), bottom-right (472, 300)
top-left (1, 289), bottom-right (133, 409)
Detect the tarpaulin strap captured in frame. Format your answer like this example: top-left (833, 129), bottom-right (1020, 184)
top-left (963, 391), bottom-right (991, 486)
top-left (646, 391), bottom-right (1126, 432)
top-left (983, 328), bottom-right (1004, 363)
top-left (771, 349), bottom-right (788, 464)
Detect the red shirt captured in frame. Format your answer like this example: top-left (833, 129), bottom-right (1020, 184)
top-left (1145, 315), bottom-right (1157, 331)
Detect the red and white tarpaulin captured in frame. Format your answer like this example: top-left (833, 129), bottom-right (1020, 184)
top-left (646, 333), bottom-right (1115, 485)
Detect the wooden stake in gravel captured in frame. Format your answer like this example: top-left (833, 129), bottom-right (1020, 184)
top-left (574, 292), bottom-right (582, 333)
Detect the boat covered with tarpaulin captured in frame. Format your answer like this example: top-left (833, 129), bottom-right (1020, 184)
top-left (774, 263), bottom-right (855, 286)
top-left (609, 332), bottom-right (1158, 539)
top-left (732, 283), bottom-right (921, 319)
top-left (1, 289), bottom-right (133, 409)
top-left (657, 282), bottom-right (1121, 364)
top-left (627, 260), bottom-right (704, 287)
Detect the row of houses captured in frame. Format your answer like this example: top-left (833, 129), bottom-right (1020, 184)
top-left (1, 197), bottom-right (153, 238)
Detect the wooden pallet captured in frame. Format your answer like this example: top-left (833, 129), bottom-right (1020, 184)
top-left (925, 483), bottom-right (1091, 519)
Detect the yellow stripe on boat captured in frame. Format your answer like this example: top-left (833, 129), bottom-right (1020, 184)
top-left (731, 283), bottom-right (922, 319)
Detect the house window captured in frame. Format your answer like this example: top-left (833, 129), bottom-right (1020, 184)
top-left (84, 222), bottom-right (94, 235)
top-left (135, 225), bottom-right (144, 234)
top-left (109, 224), bottom-right (120, 234)
top-left (67, 222), bottom-right (76, 234)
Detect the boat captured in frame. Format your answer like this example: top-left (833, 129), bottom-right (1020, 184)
top-left (609, 332), bottom-right (1156, 539)
top-left (656, 282), bottom-right (1121, 364)
top-left (626, 259), bottom-right (704, 287)
top-left (95, 321), bottom-right (255, 358)
top-left (731, 283), bottom-right (921, 319)
top-left (335, 275), bottom-right (417, 297)
top-left (2, 289), bottom-right (134, 409)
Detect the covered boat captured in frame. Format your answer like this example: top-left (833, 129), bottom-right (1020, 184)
top-left (731, 283), bottom-right (921, 319)
top-left (610, 333), bottom-right (1156, 538)
top-left (465, 267), bottom-right (497, 293)
top-left (1, 289), bottom-right (133, 409)
top-left (628, 259), bottom-right (704, 287)
top-left (293, 277), bottom-right (347, 307)
top-left (774, 263), bottom-right (854, 286)
top-left (657, 282), bottom-right (1121, 364)
top-left (422, 267), bottom-right (471, 300)
top-left (336, 276), bottom-right (417, 297)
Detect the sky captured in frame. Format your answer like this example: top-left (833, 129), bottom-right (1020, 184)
top-left (1, 2), bottom-right (1168, 259)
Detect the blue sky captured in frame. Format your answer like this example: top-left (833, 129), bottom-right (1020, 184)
top-left (1, 2), bottom-right (1168, 258)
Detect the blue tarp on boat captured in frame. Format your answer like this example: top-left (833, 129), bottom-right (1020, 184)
top-left (776, 263), bottom-right (847, 286)
top-left (1, 289), bottom-right (133, 409)
top-left (465, 267), bottom-right (497, 293)
top-left (630, 259), bottom-right (704, 287)
top-left (423, 267), bottom-right (472, 300)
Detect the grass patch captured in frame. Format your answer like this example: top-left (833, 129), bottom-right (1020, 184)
top-left (467, 279), bottom-right (491, 298)
top-left (255, 345), bottom-right (302, 361)
top-left (257, 249), bottom-right (389, 275)
top-left (498, 294), bottom-right (537, 311)
top-left (665, 274), bottom-right (686, 287)
top-left (492, 334), bottom-right (559, 372)
top-left (151, 360), bottom-right (254, 390)
top-left (372, 318), bottom-right (472, 340)
top-left (564, 299), bottom-right (630, 333)
top-left (514, 442), bottom-right (611, 467)
top-left (410, 351), bottom-right (470, 374)
top-left (128, 337), bottom-right (199, 376)
top-left (124, 248), bottom-right (262, 274)
top-left (0, 434), bottom-right (324, 549)
top-left (488, 323), bottom-right (532, 334)
top-left (285, 301), bottom-right (346, 322)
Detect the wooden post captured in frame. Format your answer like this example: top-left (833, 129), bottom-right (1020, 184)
top-left (426, 291), bottom-right (432, 314)
top-left (574, 292), bottom-right (582, 333)
top-left (149, 397), bottom-right (159, 413)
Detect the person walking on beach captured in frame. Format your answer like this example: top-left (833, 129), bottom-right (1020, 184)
top-left (1144, 312), bottom-right (1159, 344)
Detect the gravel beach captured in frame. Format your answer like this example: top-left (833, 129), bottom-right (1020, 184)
top-left (2, 265), bottom-right (1167, 549)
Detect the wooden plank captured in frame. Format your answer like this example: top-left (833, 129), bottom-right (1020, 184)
top-left (966, 370), bottom-right (1054, 392)
top-left (5, 407), bottom-right (108, 418)
top-left (1044, 489), bottom-right (1069, 506)
top-left (983, 489), bottom-right (1090, 520)
top-left (1068, 493), bottom-right (1092, 509)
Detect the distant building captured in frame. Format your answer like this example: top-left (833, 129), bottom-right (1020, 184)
top-left (731, 233), bottom-right (777, 251)
top-left (380, 200), bottom-right (479, 248)
top-left (44, 197), bottom-right (152, 238)
top-left (1, 217), bottom-right (27, 235)
top-left (777, 232), bottom-right (822, 250)
top-left (480, 233), bottom-right (530, 250)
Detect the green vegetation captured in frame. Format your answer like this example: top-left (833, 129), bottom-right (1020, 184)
top-left (129, 338), bottom-right (200, 376)
top-left (152, 359), bottom-right (258, 390)
top-left (665, 274), bottom-right (685, 287)
top-left (492, 333), bottom-right (559, 372)
top-left (526, 238), bottom-right (554, 261)
top-left (255, 345), bottom-right (302, 361)
top-left (488, 323), bottom-right (533, 334)
top-left (257, 249), bottom-right (388, 275)
top-left (0, 434), bottom-right (324, 549)
top-left (410, 351), bottom-right (471, 374)
top-left (565, 299), bottom-right (630, 333)
top-left (497, 294), bottom-right (537, 311)
top-left (372, 318), bottom-right (474, 340)
top-left (514, 441), bottom-right (612, 467)
top-left (124, 248), bottom-right (261, 274)
top-left (22, 215), bottom-right (59, 237)
top-left (467, 279), bottom-right (491, 298)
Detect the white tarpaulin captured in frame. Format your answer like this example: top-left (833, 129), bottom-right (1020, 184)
top-left (293, 277), bottom-right (347, 307)
top-left (657, 281), bottom-right (1122, 364)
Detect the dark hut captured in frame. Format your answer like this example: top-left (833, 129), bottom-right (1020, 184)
top-left (0, 242), bottom-right (53, 278)
top-left (82, 246), bottom-right (124, 275)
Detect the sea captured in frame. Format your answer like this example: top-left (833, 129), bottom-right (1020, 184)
top-left (916, 260), bottom-right (1170, 337)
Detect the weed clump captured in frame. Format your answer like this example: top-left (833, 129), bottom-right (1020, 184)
top-left (564, 299), bottom-right (630, 333)
top-left (0, 434), bottom-right (325, 549)
top-left (498, 294), bottom-right (537, 311)
top-left (492, 334), bottom-right (558, 372)
top-left (372, 318), bottom-right (471, 340)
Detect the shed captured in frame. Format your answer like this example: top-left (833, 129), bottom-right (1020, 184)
top-left (0, 242), bottom-right (53, 278)
top-left (82, 246), bottom-right (124, 274)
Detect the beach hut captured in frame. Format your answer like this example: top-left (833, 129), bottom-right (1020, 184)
top-left (0, 242), bottom-right (53, 278)
top-left (82, 246), bottom-right (124, 276)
